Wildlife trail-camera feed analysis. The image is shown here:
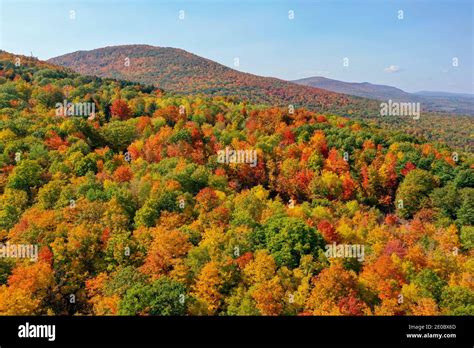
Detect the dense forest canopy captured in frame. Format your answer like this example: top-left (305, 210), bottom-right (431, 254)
top-left (0, 51), bottom-right (473, 316)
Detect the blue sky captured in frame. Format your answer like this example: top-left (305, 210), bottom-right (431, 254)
top-left (1, 0), bottom-right (473, 93)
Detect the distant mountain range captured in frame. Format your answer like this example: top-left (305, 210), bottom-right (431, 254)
top-left (48, 45), bottom-right (377, 116)
top-left (49, 45), bottom-right (473, 116)
top-left (415, 90), bottom-right (474, 98)
top-left (293, 76), bottom-right (474, 115)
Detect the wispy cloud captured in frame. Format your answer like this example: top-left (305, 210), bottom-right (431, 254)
top-left (384, 65), bottom-right (401, 73)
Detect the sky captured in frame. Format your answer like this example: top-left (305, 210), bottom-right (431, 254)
top-left (1, 0), bottom-right (473, 94)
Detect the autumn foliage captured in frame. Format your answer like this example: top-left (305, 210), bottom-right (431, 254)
top-left (0, 51), bottom-right (472, 317)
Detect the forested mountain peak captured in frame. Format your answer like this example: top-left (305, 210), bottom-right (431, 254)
top-left (48, 46), bottom-right (474, 151)
top-left (48, 44), bottom-right (367, 111)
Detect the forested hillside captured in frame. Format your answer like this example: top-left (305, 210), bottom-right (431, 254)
top-left (0, 51), bottom-right (473, 316)
top-left (49, 45), bottom-right (474, 152)
top-left (49, 45), bottom-right (364, 114)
